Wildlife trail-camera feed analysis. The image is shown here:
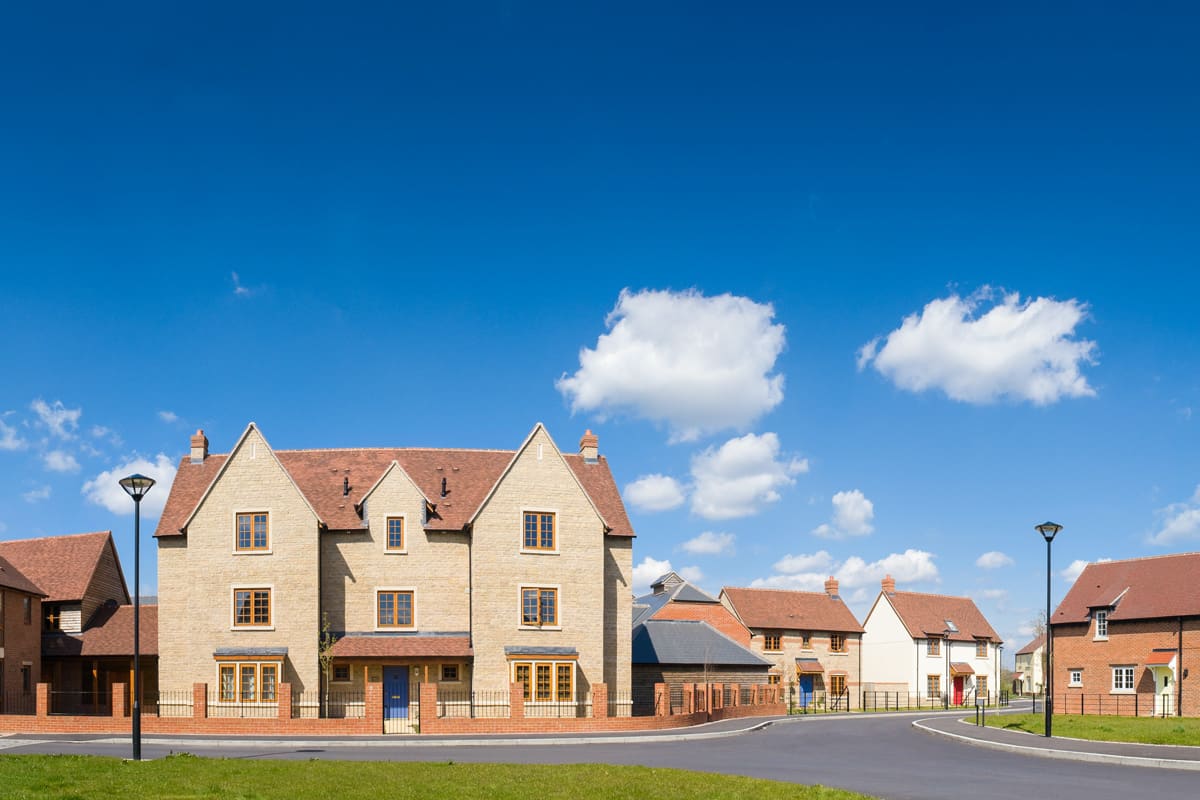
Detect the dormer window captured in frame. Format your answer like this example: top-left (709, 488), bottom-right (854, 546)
top-left (1095, 609), bottom-right (1108, 639)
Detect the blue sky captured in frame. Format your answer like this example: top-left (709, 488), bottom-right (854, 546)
top-left (2, 3), bottom-right (1197, 661)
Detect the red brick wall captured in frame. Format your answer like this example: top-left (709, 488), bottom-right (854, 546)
top-left (1051, 618), bottom-right (1200, 717)
top-left (1, 590), bottom-right (41, 695)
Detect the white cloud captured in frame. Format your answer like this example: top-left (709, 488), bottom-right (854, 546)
top-left (31, 399), bottom-right (82, 439)
top-left (690, 432), bottom-right (807, 520)
top-left (90, 425), bottom-right (110, 438)
top-left (43, 450), bottom-right (80, 473)
top-left (680, 531), bottom-right (735, 556)
top-left (82, 453), bottom-right (177, 517)
top-left (979, 588), bottom-right (1008, 600)
top-left (752, 548), bottom-right (939, 592)
top-left (158, 410), bottom-right (179, 423)
top-left (624, 474), bottom-right (686, 512)
top-left (772, 550), bottom-right (834, 574)
top-left (678, 565), bottom-right (704, 584)
top-left (22, 485), bottom-right (51, 503)
top-left (858, 289), bottom-right (1097, 405)
top-left (1149, 485), bottom-right (1200, 546)
top-left (1060, 558), bottom-right (1112, 583)
top-left (556, 288), bottom-right (787, 442)
top-left (632, 556), bottom-right (674, 596)
top-left (0, 419), bottom-right (27, 451)
top-left (976, 551), bottom-right (1015, 569)
top-left (812, 489), bottom-right (875, 539)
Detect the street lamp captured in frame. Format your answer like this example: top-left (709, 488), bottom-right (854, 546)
top-left (119, 473), bottom-right (155, 761)
top-left (1036, 521), bottom-right (1062, 738)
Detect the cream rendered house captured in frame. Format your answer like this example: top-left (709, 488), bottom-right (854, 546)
top-left (155, 423), bottom-right (633, 719)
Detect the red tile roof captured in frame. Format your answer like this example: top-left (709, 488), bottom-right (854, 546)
top-left (1053, 552), bottom-right (1200, 625)
top-left (883, 591), bottom-right (1001, 643)
top-left (720, 587), bottom-right (864, 633)
top-left (950, 662), bottom-right (975, 675)
top-left (0, 531), bottom-right (118, 603)
top-left (80, 604), bottom-right (157, 657)
top-left (155, 427), bottom-right (634, 539)
top-left (329, 635), bottom-right (472, 659)
top-left (1145, 650), bottom-right (1176, 666)
top-left (0, 554), bottom-right (45, 597)
top-left (1015, 634), bottom-right (1046, 656)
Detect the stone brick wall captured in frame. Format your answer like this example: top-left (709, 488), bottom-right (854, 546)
top-left (158, 427), bottom-right (322, 693)
top-left (747, 628), bottom-right (861, 704)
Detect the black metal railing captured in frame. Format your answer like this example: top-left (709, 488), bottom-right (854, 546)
top-left (148, 690), bottom-right (194, 718)
top-left (436, 690), bottom-right (510, 719)
top-left (0, 690), bottom-right (35, 716)
top-left (207, 698), bottom-right (278, 718)
top-left (1055, 692), bottom-right (1175, 717)
top-left (523, 693), bottom-right (591, 718)
top-left (292, 691), bottom-right (366, 719)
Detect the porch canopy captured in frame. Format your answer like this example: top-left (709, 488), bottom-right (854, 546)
top-left (949, 662), bottom-right (974, 675)
top-left (795, 658), bottom-right (824, 674)
top-left (329, 633), bottom-right (472, 659)
top-left (1145, 649), bottom-right (1177, 669)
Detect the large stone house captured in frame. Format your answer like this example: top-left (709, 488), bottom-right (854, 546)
top-left (720, 579), bottom-right (864, 708)
top-left (1052, 552), bottom-right (1200, 717)
top-left (154, 423), bottom-right (633, 718)
top-left (860, 576), bottom-right (1003, 705)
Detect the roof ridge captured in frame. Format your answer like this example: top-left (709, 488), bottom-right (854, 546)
top-left (1081, 551), bottom-right (1200, 566)
top-left (276, 446), bottom-right (521, 455)
top-left (891, 589), bottom-right (978, 601)
top-left (0, 530), bottom-right (112, 544)
top-left (726, 586), bottom-right (830, 597)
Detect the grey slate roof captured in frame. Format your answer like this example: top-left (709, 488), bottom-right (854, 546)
top-left (214, 647), bottom-right (288, 657)
top-left (632, 619), bottom-right (772, 667)
top-left (632, 579), bottom-right (721, 627)
top-left (503, 646), bottom-right (579, 656)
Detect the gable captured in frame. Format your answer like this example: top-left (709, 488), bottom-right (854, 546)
top-left (0, 531), bottom-right (113, 603)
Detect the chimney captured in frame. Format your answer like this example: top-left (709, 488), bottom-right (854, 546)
top-left (824, 576), bottom-right (839, 597)
top-left (190, 429), bottom-right (209, 463)
top-left (579, 429), bottom-right (599, 462)
top-left (881, 574), bottom-right (896, 594)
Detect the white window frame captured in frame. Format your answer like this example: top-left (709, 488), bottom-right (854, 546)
top-left (1069, 669), bottom-right (1083, 687)
top-left (1094, 609), bottom-right (1109, 640)
top-left (1111, 665), bottom-right (1135, 693)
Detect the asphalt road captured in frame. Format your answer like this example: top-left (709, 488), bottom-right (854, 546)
top-left (4, 713), bottom-right (1198, 800)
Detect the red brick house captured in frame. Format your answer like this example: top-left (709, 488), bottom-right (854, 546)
top-left (1052, 552), bottom-right (1200, 717)
top-left (0, 554), bottom-right (45, 707)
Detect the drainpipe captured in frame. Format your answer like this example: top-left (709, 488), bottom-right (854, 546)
top-left (1179, 617), bottom-right (1185, 717)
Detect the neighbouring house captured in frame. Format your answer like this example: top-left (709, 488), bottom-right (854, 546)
top-left (720, 578), bottom-right (864, 709)
top-left (1051, 552), bottom-right (1200, 717)
top-left (154, 423), bottom-right (633, 725)
top-left (861, 575), bottom-right (1003, 705)
top-left (1013, 634), bottom-right (1045, 696)
top-left (0, 531), bottom-right (152, 714)
top-left (631, 573), bottom-right (769, 710)
top-left (0, 554), bottom-right (45, 706)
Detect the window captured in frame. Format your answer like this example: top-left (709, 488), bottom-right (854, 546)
top-left (23, 597), bottom-right (31, 625)
top-left (801, 632), bottom-right (811, 649)
top-left (1112, 666), bottom-right (1135, 692)
top-left (233, 588), bottom-right (271, 627)
top-left (1095, 609), bottom-right (1108, 639)
top-left (927, 638), bottom-right (940, 656)
top-left (218, 661), bottom-right (280, 702)
top-left (332, 665), bottom-right (351, 683)
top-left (441, 664), bottom-right (459, 682)
top-left (927, 675), bottom-right (941, 697)
top-left (522, 511), bottom-right (555, 551)
top-left (386, 516), bottom-right (405, 552)
top-left (43, 603), bottom-right (62, 632)
top-left (764, 632), bottom-right (782, 651)
top-left (767, 674), bottom-right (781, 685)
top-left (830, 633), bottom-right (846, 653)
top-left (377, 590), bottom-right (414, 628)
top-left (1069, 669), bottom-right (1083, 687)
top-left (976, 639), bottom-right (988, 658)
top-left (511, 660), bottom-right (573, 702)
top-left (830, 675), bottom-right (846, 696)
top-left (235, 512), bottom-right (269, 551)
top-left (521, 587), bottom-right (558, 627)
top-left (977, 676), bottom-right (988, 698)
top-left (21, 665), bottom-right (31, 692)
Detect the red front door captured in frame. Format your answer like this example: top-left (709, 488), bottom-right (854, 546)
top-left (953, 676), bottom-right (964, 705)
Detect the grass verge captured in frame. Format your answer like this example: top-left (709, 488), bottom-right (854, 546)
top-left (0, 754), bottom-right (875, 799)
top-left (985, 713), bottom-right (1200, 746)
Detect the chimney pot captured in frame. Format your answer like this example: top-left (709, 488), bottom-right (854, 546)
top-left (881, 574), bottom-right (896, 594)
top-left (824, 576), bottom-right (839, 597)
top-left (579, 429), bottom-right (599, 462)
top-left (190, 429), bottom-right (209, 463)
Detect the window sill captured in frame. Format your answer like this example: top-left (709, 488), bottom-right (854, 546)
top-left (230, 626), bottom-right (275, 632)
top-left (1093, 636), bottom-right (1108, 642)
top-left (383, 550), bottom-right (408, 555)
top-left (375, 627), bottom-right (417, 633)
top-left (519, 625), bottom-right (563, 632)
top-left (1068, 684), bottom-right (1082, 689)
top-left (1110, 689), bottom-right (1134, 695)
top-left (519, 549), bottom-right (560, 556)
top-left (232, 550), bottom-right (273, 556)
top-left (828, 651), bottom-right (849, 656)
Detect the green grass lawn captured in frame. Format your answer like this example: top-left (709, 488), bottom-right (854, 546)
top-left (985, 713), bottom-right (1200, 746)
top-left (0, 754), bottom-right (874, 800)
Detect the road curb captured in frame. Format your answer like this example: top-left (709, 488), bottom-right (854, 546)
top-left (911, 717), bottom-right (1200, 771)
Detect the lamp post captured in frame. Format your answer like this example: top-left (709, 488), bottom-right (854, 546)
top-left (119, 473), bottom-right (155, 761)
top-left (1036, 521), bottom-right (1062, 738)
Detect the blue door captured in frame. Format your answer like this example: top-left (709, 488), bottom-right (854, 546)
top-left (799, 674), bottom-right (814, 708)
top-left (384, 667), bottom-right (409, 720)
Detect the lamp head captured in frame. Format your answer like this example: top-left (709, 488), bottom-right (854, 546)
top-left (1035, 521), bottom-right (1062, 543)
top-left (119, 473), bottom-right (156, 501)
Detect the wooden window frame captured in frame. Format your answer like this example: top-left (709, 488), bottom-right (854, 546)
top-left (385, 516), bottom-right (406, 553)
top-left (767, 674), bottom-right (781, 685)
top-left (830, 674), bottom-right (846, 696)
top-left (510, 659), bottom-right (576, 703)
top-left (927, 674), bottom-right (941, 697)
top-left (332, 665), bottom-right (352, 683)
top-left (801, 632), bottom-right (812, 649)
top-left (830, 633), bottom-right (847, 653)
top-left (216, 659), bottom-right (282, 703)
top-left (376, 589), bottom-right (416, 629)
top-left (520, 586), bottom-right (559, 628)
top-left (232, 588), bottom-right (272, 628)
top-left (763, 632), bottom-right (782, 652)
top-left (927, 638), bottom-right (940, 656)
top-left (440, 664), bottom-right (460, 683)
top-left (976, 675), bottom-right (988, 698)
top-left (521, 511), bottom-right (557, 552)
top-left (234, 512), bottom-right (270, 553)
top-left (975, 639), bottom-right (988, 658)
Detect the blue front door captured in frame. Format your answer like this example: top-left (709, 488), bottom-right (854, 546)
top-left (799, 674), bottom-right (814, 707)
top-left (384, 667), bottom-right (409, 720)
